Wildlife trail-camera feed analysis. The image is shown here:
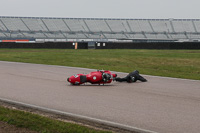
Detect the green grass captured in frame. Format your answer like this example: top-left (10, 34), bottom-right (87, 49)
top-left (0, 49), bottom-right (200, 80)
top-left (0, 106), bottom-right (111, 133)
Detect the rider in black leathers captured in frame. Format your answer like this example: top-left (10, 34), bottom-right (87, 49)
top-left (115, 70), bottom-right (147, 83)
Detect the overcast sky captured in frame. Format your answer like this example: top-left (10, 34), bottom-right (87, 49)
top-left (0, 0), bottom-right (200, 19)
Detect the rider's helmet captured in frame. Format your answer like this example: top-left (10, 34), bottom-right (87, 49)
top-left (102, 73), bottom-right (111, 82)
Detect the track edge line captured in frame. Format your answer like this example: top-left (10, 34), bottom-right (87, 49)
top-left (0, 97), bottom-right (157, 133)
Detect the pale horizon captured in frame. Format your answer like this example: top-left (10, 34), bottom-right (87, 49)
top-left (1, 0), bottom-right (200, 19)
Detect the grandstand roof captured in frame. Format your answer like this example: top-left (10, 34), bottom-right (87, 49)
top-left (0, 16), bottom-right (200, 42)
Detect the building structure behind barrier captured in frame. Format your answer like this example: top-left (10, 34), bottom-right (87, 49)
top-left (1, 16), bottom-right (200, 43)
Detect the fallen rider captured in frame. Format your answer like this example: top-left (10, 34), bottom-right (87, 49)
top-left (115, 70), bottom-right (147, 83)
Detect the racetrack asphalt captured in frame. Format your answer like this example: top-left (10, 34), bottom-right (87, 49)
top-left (0, 61), bottom-right (200, 133)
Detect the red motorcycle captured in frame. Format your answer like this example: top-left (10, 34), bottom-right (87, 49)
top-left (67, 70), bottom-right (117, 85)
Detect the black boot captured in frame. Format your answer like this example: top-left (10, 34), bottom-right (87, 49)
top-left (132, 70), bottom-right (147, 82)
top-left (138, 75), bottom-right (147, 82)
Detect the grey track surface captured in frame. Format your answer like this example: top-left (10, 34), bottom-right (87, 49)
top-left (0, 61), bottom-right (200, 133)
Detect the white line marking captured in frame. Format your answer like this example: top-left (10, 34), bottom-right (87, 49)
top-left (0, 97), bottom-right (157, 133)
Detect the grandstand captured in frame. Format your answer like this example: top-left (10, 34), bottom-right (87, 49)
top-left (0, 16), bottom-right (200, 42)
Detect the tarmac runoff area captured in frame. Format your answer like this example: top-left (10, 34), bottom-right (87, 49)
top-left (0, 61), bottom-right (200, 133)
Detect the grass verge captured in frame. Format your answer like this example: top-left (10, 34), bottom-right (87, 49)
top-left (0, 49), bottom-right (199, 80)
top-left (0, 105), bottom-right (111, 133)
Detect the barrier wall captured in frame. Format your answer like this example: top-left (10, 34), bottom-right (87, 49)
top-left (0, 42), bottom-right (88, 49)
top-left (95, 42), bottom-right (200, 49)
top-left (0, 42), bottom-right (200, 49)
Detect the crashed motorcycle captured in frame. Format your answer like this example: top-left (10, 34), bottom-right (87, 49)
top-left (67, 70), bottom-right (117, 85)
